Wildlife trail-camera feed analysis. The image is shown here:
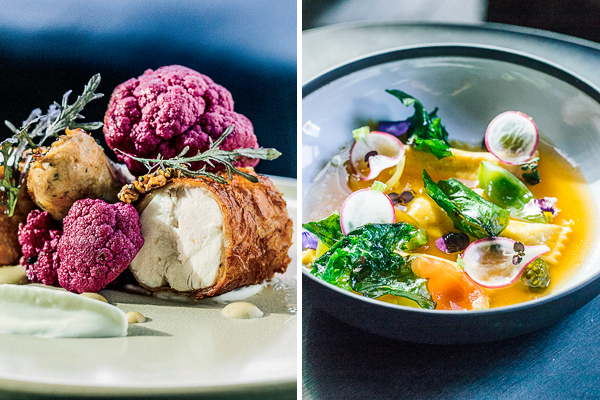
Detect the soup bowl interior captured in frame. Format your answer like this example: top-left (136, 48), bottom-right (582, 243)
top-left (302, 45), bottom-right (600, 344)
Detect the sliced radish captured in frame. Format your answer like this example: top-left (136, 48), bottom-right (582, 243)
top-left (485, 111), bottom-right (539, 165)
top-left (461, 237), bottom-right (550, 289)
top-left (340, 181), bottom-right (396, 235)
top-left (350, 127), bottom-right (405, 182)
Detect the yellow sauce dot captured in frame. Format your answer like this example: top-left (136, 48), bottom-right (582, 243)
top-left (221, 302), bottom-right (263, 319)
top-left (79, 292), bottom-right (108, 303)
top-left (0, 266), bottom-right (28, 285)
top-left (126, 311), bottom-right (146, 324)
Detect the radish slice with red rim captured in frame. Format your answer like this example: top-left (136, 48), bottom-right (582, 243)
top-left (485, 111), bottom-right (539, 165)
top-left (461, 237), bottom-right (550, 289)
top-left (350, 127), bottom-right (405, 181)
top-left (340, 181), bottom-right (396, 235)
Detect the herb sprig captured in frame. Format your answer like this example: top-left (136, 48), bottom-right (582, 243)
top-left (384, 89), bottom-right (452, 159)
top-left (0, 74), bottom-right (104, 216)
top-left (116, 125), bottom-right (281, 184)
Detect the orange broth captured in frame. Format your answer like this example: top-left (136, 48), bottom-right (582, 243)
top-left (342, 141), bottom-right (597, 309)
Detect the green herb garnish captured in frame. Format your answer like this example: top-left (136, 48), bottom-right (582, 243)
top-left (116, 125), bottom-right (281, 185)
top-left (385, 89), bottom-right (452, 159)
top-left (308, 222), bottom-right (435, 309)
top-left (422, 170), bottom-right (510, 239)
top-left (302, 211), bottom-right (343, 248)
top-left (1, 74), bottom-right (104, 216)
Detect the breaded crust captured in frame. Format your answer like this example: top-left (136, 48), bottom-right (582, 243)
top-left (135, 168), bottom-right (293, 298)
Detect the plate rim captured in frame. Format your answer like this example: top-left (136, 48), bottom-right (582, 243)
top-left (303, 43), bottom-right (600, 103)
top-left (302, 21), bottom-right (600, 56)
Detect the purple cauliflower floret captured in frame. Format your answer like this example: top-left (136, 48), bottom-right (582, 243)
top-left (17, 210), bottom-right (62, 285)
top-left (57, 198), bottom-right (144, 293)
top-left (103, 65), bottom-right (259, 175)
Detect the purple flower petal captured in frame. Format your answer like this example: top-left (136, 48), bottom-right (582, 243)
top-left (378, 120), bottom-right (410, 137)
top-left (534, 197), bottom-right (559, 217)
top-left (302, 230), bottom-right (319, 250)
top-left (436, 232), bottom-right (470, 253)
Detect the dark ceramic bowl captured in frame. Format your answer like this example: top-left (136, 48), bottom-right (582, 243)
top-left (302, 44), bottom-right (600, 344)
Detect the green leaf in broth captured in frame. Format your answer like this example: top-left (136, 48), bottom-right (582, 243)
top-left (302, 211), bottom-right (343, 248)
top-left (310, 223), bottom-right (435, 309)
top-left (422, 170), bottom-right (510, 239)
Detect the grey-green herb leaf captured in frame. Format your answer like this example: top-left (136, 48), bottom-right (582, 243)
top-left (0, 74), bottom-right (104, 216)
top-left (116, 125), bottom-right (280, 184)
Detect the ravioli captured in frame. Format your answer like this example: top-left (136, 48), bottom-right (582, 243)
top-left (403, 146), bottom-right (525, 183)
top-left (500, 220), bottom-right (572, 265)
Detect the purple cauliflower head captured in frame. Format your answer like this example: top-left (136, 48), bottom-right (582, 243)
top-left (57, 199), bottom-right (144, 293)
top-left (104, 65), bottom-right (259, 175)
top-left (17, 210), bottom-right (62, 285)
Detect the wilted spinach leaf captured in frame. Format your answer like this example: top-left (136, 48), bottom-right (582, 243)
top-left (351, 253), bottom-right (434, 309)
top-left (422, 170), bottom-right (510, 239)
top-left (385, 89), bottom-right (452, 159)
top-left (310, 223), bottom-right (435, 309)
top-left (302, 211), bottom-right (343, 248)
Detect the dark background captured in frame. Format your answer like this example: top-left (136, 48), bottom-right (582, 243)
top-left (487, 0), bottom-right (600, 44)
top-left (0, 0), bottom-right (297, 178)
top-left (304, 0), bottom-right (600, 45)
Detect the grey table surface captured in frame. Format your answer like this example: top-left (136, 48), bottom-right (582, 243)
top-left (302, 22), bottom-right (600, 400)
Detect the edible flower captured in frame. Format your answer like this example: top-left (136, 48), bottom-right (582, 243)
top-left (302, 230), bottom-right (319, 250)
top-left (435, 232), bottom-right (470, 254)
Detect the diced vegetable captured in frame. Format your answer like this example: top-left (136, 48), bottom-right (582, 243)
top-left (310, 223), bottom-right (435, 309)
top-left (302, 249), bottom-right (317, 265)
top-left (349, 127), bottom-right (405, 183)
top-left (384, 89), bottom-right (452, 159)
top-left (340, 181), bottom-right (396, 235)
top-left (485, 111), bottom-right (539, 165)
top-left (478, 161), bottom-right (547, 223)
top-left (461, 237), bottom-right (550, 289)
top-left (422, 170), bottom-right (510, 239)
top-left (315, 240), bottom-right (329, 259)
top-left (411, 255), bottom-right (489, 310)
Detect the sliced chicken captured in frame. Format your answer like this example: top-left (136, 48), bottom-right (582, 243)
top-left (27, 128), bottom-right (132, 221)
top-left (130, 169), bottom-right (293, 299)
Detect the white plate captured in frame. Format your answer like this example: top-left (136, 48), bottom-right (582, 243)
top-left (0, 176), bottom-right (297, 398)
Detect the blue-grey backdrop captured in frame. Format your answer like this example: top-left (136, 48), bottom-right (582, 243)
top-left (0, 0), bottom-right (297, 178)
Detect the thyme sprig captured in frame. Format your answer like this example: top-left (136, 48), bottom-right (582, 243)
top-left (116, 125), bottom-right (281, 184)
top-left (0, 74), bottom-right (104, 216)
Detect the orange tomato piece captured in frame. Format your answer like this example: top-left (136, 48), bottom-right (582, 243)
top-left (411, 256), bottom-right (489, 311)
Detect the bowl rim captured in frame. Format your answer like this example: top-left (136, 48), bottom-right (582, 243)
top-left (302, 43), bottom-right (600, 315)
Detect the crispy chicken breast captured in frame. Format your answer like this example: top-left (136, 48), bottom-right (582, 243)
top-left (130, 169), bottom-right (293, 299)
